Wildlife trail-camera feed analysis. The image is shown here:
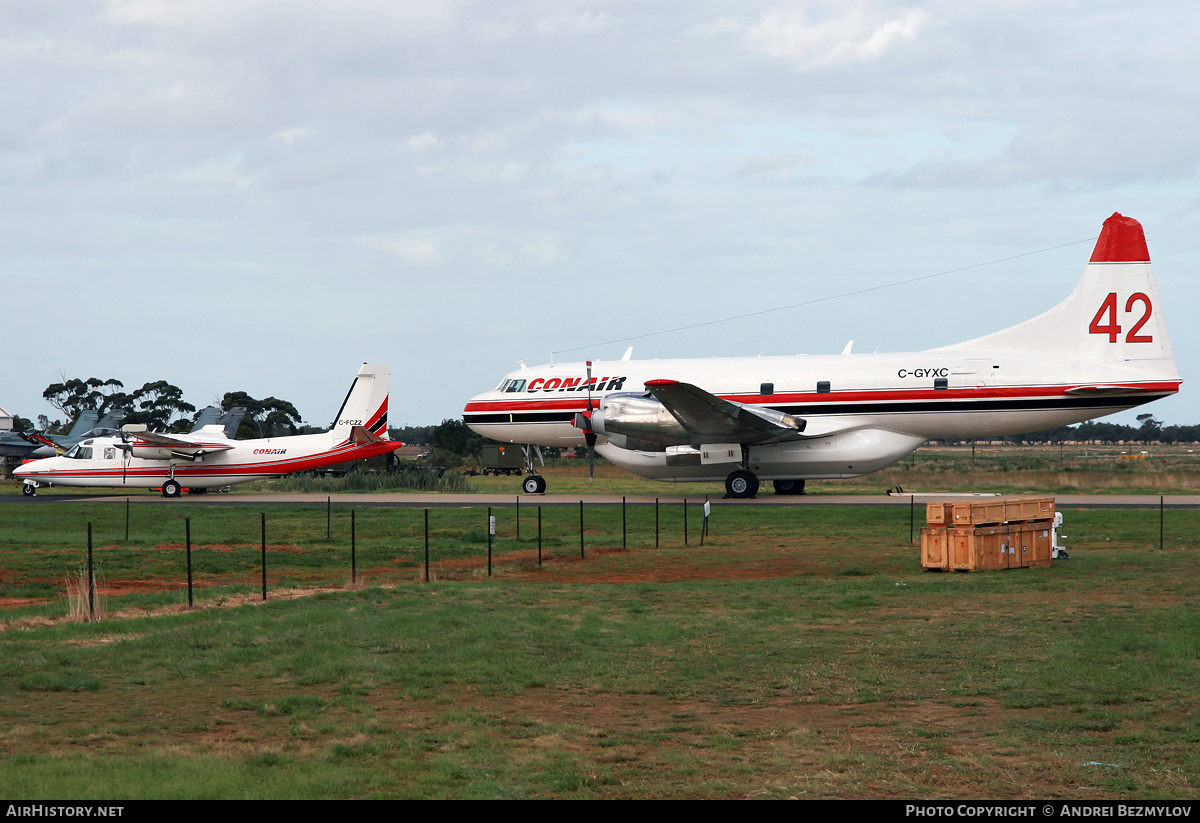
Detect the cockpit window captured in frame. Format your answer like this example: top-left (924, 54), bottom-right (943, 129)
top-left (497, 379), bottom-right (511, 392)
top-left (64, 444), bottom-right (92, 459)
top-left (505, 379), bottom-right (526, 393)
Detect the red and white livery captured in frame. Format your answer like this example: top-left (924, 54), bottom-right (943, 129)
top-left (464, 214), bottom-right (1181, 497)
top-left (16, 363), bottom-right (402, 497)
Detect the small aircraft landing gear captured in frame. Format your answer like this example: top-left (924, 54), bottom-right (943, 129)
top-left (21, 482), bottom-right (36, 497)
top-left (772, 478), bottom-right (805, 495)
top-left (725, 469), bottom-right (759, 499)
top-left (162, 479), bottom-right (182, 498)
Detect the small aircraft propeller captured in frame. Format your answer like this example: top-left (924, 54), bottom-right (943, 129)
top-left (584, 360), bottom-right (596, 483)
top-left (116, 430), bottom-right (134, 484)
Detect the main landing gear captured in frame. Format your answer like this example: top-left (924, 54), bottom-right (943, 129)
top-left (161, 479), bottom-right (182, 498)
top-left (725, 470), bottom-right (759, 499)
top-left (724, 444), bottom-right (759, 499)
top-left (772, 478), bottom-right (805, 496)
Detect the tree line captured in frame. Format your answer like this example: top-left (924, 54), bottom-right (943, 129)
top-left (28, 376), bottom-right (307, 439)
top-left (946, 415), bottom-right (1200, 445)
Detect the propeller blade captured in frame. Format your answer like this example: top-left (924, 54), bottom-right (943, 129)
top-left (586, 361), bottom-right (595, 405)
top-left (585, 360), bottom-right (595, 483)
top-left (585, 430), bottom-right (597, 484)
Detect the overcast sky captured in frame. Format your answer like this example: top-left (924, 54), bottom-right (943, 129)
top-left (3, 1), bottom-right (1198, 430)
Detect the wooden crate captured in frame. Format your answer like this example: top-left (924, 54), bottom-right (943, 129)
top-left (1012, 523), bottom-right (1053, 568)
top-left (949, 500), bottom-right (1008, 527)
top-left (946, 527), bottom-right (983, 571)
top-left (928, 523), bottom-right (1054, 572)
top-left (926, 503), bottom-right (951, 525)
top-left (921, 527), bottom-right (949, 570)
top-left (926, 496), bottom-right (1056, 527)
top-left (1004, 497), bottom-right (1055, 524)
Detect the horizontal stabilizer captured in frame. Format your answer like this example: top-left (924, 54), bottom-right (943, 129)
top-left (1063, 384), bottom-right (1157, 395)
top-left (349, 425), bottom-right (385, 445)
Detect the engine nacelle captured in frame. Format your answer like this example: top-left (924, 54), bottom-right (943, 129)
top-left (589, 392), bottom-right (692, 447)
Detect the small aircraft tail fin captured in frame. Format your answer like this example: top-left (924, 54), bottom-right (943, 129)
top-left (66, 410), bottom-right (100, 439)
top-left (217, 406), bottom-right (247, 439)
top-left (330, 364), bottom-right (391, 443)
top-left (945, 213), bottom-right (1178, 379)
top-left (95, 408), bottom-right (127, 431)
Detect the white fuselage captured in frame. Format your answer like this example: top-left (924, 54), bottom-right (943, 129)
top-left (14, 430), bottom-right (397, 490)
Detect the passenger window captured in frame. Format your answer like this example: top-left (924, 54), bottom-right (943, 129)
top-left (104, 448), bottom-right (116, 460)
top-left (934, 378), bottom-right (948, 390)
top-left (817, 381), bottom-right (831, 394)
top-left (760, 383), bottom-right (774, 396)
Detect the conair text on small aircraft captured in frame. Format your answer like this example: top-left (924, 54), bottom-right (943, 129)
top-left (14, 364), bottom-right (402, 497)
top-left (463, 214), bottom-right (1181, 497)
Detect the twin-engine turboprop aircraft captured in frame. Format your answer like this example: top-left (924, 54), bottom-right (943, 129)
top-left (464, 214), bottom-right (1181, 497)
top-left (15, 364), bottom-right (402, 497)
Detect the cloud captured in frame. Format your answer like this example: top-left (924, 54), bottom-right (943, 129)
top-left (744, 7), bottom-right (928, 69)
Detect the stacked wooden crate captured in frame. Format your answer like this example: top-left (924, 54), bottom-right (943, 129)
top-left (921, 497), bottom-right (1055, 571)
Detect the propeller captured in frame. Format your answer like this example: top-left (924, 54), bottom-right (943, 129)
top-left (116, 430), bottom-right (134, 484)
top-left (584, 360), bottom-right (597, 483)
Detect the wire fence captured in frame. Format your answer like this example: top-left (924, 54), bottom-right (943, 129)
top-left (23, 497), bottom-right (719, 619)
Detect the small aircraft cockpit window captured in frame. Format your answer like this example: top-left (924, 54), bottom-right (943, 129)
top-left (760, 383), bottom-right (774, 396)
top-left (65, 444), bottom-right (93, 460)
top-left (817, 381), bottom-right (831, 394)
top-left (505, 379), bottom-right (527, 393)
top-left (497, 379), bottom-right (511, 392)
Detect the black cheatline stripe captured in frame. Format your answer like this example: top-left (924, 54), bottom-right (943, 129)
top-left (464, 412), bottom-right (579, 424)
top-left (464, 393), bottom-right (1169, 425)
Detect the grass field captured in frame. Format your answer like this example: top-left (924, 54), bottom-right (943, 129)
top-left (1, 498), bottom-right (1197, 799)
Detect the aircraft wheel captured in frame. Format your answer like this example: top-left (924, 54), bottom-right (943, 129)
top-left (522, 475), bottom-right (547, 495)
top-left (773, 479), bottom-right (805, 495)
top-left (162, 479), bottom-right (182, 498)
top-left (725, 470), bottom-right (759, 499)
top-left (21, 483), bottom-right (35, 497)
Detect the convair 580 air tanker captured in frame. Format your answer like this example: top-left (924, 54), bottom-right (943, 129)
top-left (464, 214), bottom-right (1180, 497)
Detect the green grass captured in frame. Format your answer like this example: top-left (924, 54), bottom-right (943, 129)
top-left (0, 502), bottom-right (1198, 798)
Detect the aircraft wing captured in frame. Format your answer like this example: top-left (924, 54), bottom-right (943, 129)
top-left (643, 380), bottom-right (808, 443)
top-left (130, 431), bottom-right (236, 454)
